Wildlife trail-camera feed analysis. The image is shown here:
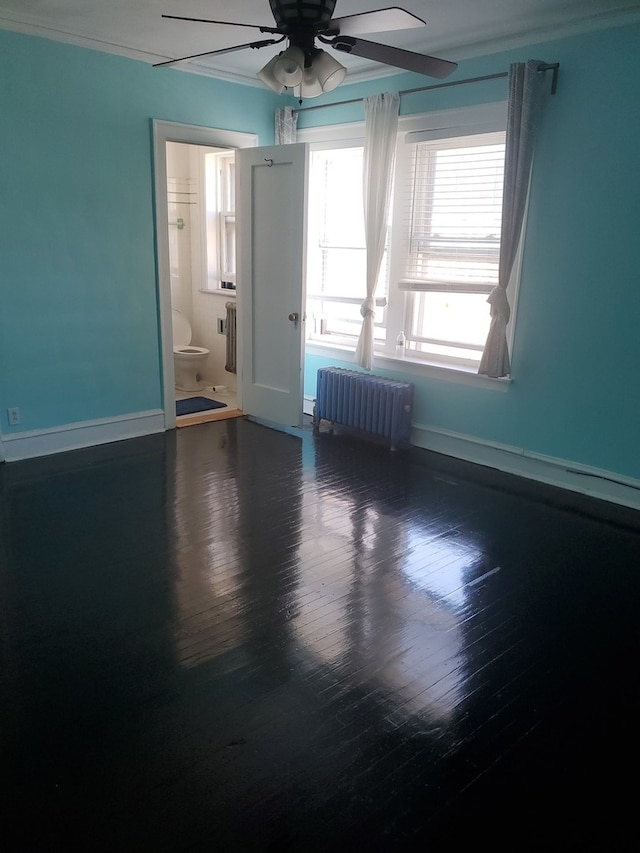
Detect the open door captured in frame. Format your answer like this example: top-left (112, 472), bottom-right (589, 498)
top-left (236, 143), bottom-right (309, 428)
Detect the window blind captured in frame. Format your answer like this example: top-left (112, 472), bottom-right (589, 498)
top-left (400, 131), bottom-right (506, 291)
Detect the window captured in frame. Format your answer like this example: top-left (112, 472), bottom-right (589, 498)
top-left (304, 104), bottom-right (512, 372)
top-left (397, 131), bottom-right (506, 364)
top-left (306, 145), bottom-right (388, 346)
top-left (205, 150), bottom-right (236, 291)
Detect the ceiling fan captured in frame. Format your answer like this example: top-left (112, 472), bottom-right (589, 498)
top-left (155, 1), bottom-right (458, 99)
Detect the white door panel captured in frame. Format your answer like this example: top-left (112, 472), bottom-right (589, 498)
top-left (237, 144), bottom-right (308, 428)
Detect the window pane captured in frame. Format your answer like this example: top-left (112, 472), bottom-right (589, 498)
top-left (409, 291), bottom-right (491, 349)
top-left (307, 145), bottom-right (389, 343)
top-left (307, 148), bottom-right (366, 300)
top-left (318, 248), bottom-right (366, 298)
top-left (223, 216), bottom-right (235, 279)
top-left (314, 299), bottom-right (385, 341)
top-left (225, 161), bottom-right (235, 210)
top-left (314, 148), bottom-right (365, 248)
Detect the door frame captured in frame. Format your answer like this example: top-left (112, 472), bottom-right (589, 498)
top-left (152, 120), bottom-right (258, 429)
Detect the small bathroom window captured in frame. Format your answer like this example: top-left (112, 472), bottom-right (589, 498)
top-left (205, 150), bottom-right (236, 292)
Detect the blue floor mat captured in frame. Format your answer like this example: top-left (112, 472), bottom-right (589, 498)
top-left (176, 397), bottom-right (227, 416)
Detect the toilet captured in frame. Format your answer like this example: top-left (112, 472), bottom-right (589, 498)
top-left (172, 309), bottom-right (210, 391)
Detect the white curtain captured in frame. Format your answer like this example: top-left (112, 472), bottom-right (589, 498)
top-left (354, 92), bottom-right (400, 370)
top-left (478, 60), bottom-right (549, 377)
top-left (275, 106), bottom-right (297, 144)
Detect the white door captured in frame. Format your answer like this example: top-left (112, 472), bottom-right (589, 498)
top-left (236, 143), bottom-right (309, 428)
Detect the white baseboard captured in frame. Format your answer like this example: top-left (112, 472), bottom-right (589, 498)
top-left (4, 405), bottom-right (637, 512)
top-left (304, 396), bottom-right (639, 510)
top-left (412, 422), bottom-right (640, 511)
top-left (1, 410), bottom-right (165, 462)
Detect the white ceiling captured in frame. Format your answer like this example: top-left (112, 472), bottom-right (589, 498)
top-left (1, 1), bottom-right (638, 87)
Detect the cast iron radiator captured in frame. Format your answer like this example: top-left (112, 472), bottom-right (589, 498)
top-left (225, 301), bottom-right (237, 374)
top-left (313, 368), bottom-right (414, 450)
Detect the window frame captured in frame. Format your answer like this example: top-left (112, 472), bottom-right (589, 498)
top-left (391, 127), bottom-right (507, 368)
top-left (300, 102), bottom-right (522, 377)
top-left (203, 148), bottom-right (237, 294)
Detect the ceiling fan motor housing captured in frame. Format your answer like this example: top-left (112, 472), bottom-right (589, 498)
top-left (269, 0), bottom-right (337, 28)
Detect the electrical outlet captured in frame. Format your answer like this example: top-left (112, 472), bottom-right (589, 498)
top-left (7, 407), bottom-right (21, 425)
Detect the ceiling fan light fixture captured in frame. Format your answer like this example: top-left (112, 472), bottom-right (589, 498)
top-left (257, 54), bottom-right (286, 94)
top-left (273, 44), bottom-right (305, 85)
top-left (312, 49), bottom-right (347, 92)
top-left (295, 66), bottom-right (324, 99)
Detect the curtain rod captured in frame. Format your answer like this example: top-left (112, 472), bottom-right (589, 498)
top-left (293, 62), bottom-right (559, 114)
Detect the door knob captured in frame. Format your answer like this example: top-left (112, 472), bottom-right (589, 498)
top-left (288, 312), bottom-right (299, 323)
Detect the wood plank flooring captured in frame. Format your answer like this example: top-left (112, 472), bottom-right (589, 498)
top-left (1, 418), bottom-right (638, 850)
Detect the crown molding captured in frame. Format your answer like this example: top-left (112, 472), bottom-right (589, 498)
top-left (0, 13), bottom-right (169, 65)
top-left (422, 8), bottom-right (640, 68)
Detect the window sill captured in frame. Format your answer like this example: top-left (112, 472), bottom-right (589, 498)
top-left (305, 341), bottom-right (512, 390)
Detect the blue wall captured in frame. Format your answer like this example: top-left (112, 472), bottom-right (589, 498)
top-left (0, 30), bottom-right (278, 431)
top-left (0, 24), bottom-right (638, 483)
top-left (301, 24), bottom-right (640, 480)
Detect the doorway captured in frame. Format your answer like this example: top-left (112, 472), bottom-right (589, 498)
top-left (166, 140), bottom-right (243, 425)
top-left (152, 121), bottom-right (258, 430)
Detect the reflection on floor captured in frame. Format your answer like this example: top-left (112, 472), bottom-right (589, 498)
top-left (1, 419), bottom-right (638, 849)
top-left (175, 383), bottom-right (244, 426)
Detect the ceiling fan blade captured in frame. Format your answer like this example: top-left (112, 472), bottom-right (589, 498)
top-left (161, 14), bottom-right (282, 35)
top-left (153, 38), bottom-right (282, 69)
top-left (326, 7), bottom-right (425, 36)
top-left (332, 36), bottom-right (457, 79)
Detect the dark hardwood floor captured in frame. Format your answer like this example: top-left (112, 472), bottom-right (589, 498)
top-left (1, 417), bottom-right (638, 850)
